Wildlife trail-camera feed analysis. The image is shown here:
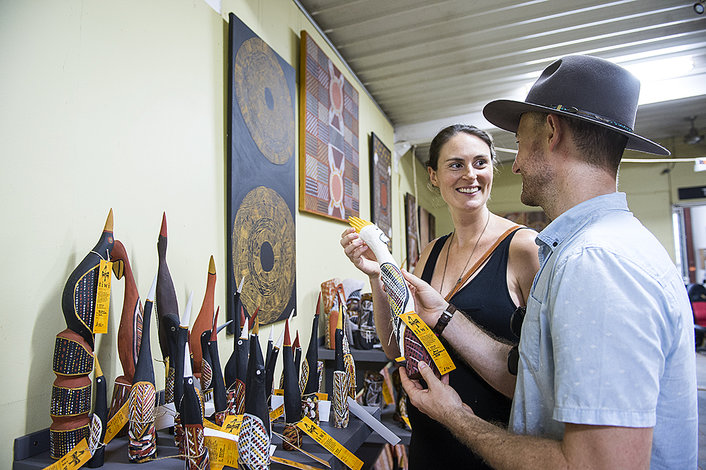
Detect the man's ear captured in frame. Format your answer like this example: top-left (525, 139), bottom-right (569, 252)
top-left (545, 113), bottom-right (565, 151)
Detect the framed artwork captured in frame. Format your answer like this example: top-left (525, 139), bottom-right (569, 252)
top-left (299, 30), bottom-right (360, 222)
top-left (226, 13), bottom-right (297, 327)
top-left (370, 132), bottom-right (392, 250)
top-left (502, 210), bottom-right (550, 232)
top-left (418, 205), bottom-right (436, 250)
top-left (404, 193), bottom-right (420, 271)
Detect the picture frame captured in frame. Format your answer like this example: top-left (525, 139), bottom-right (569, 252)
top-left (298, 31), bottom-right (360, 222)
top-left (226, 13), bottom-right (297, 327)
top-left (370, 132), bottom-right (392, 250)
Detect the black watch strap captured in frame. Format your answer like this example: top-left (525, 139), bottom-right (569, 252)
top-left (433, 303), bottom-right (457, 335)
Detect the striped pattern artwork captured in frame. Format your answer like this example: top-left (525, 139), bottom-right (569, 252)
top-left (128, 381), bottom-right (157, 462)
top-left (333, 370), bottom-right (350, 428)
top-left (183, 424), bottom-right (209, 470)
top-left (239, 413), bottom-right (271, 469)
top-left (88, 412), bottom-right (103, 456)
top-left (344, 353), bottom-right (356, 398)
top-left (200, 359), bottom-right (212, 393)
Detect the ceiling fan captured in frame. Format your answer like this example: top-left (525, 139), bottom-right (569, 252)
top-left (684, 116), bottom-right (704, 145)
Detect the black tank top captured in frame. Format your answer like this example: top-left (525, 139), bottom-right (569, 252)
top-left (407, 229), bottom-right (521, 469)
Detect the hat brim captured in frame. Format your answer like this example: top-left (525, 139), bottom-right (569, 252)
top-left (483, 99), bottom-right (670, 156)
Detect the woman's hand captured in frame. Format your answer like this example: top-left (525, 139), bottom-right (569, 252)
top-left (340, 227), bottom-right (381, 277)
top-left (402, 269), bottom-right (448, 327)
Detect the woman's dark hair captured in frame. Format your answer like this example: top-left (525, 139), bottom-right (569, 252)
top-left (426, 124), bottom-right (497, 170)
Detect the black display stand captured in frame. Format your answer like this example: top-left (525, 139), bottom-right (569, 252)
top-left (13, 408), bottom-right (381, 470)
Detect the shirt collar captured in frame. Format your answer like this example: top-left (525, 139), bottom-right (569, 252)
top-left (536, 192), bottom-right (629, 254)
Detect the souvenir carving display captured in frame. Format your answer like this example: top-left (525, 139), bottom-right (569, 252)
top-left (293, 332), bottom-right (301, 386)
top-left (355, 293), bottom-right (377, 350)
top-left (86, 357), bottom-right (107, 468)
top-left (156, 213), bottom-right (179, 380)
top-left (180, 345), bottom-right (210, 470)
top-left (223, 277), bottom-right (248, 392)
top-left (198, 328), bottom-right (213, 398)
top-left (190, 256), bottom-right (216, 379)
top-left (208, 307), bottom-right (228, 426)
top-left (300, 295), bottom-right (322, 423)
top-left (349, 216), bottom-right (439, 380)
top-left (332, 313), bottom-right (350, 428)
top-left (128, 275), bottom-right (158, 463)
top-left (345, 287), bottom-right (362, 344)
top-left (231, 318), bottom-right (250, 415)
top-left (166, 293), bottom-right (193, 450)
top-left (362, 371), bottom-right (384, 408)
top-left (239, 319), bottom-right (271, 469)
top-left (320, 279), bottom-right (341, 349)
top-left (281, 320), bottom-right (302, 450)
top-left (264, 311), bottom-right (284, 405)
top-left (50, 210), bottom-right (114, 459)
top-left (109, 240), bottom-right (143, 428)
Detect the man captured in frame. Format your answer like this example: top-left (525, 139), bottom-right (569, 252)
top-left (399, 55), bottom-right (697, 469)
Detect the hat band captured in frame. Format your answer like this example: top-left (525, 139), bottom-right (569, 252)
top-left (550, 104), bottom-right (633, 133)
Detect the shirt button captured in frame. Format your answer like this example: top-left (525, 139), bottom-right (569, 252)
top-left (552, 242), bottom-right (558, 247)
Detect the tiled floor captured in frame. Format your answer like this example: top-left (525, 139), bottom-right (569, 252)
top-left (697, 352), bottom-right (706, 469)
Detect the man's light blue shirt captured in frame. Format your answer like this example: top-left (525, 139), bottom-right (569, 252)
top-left (510, 192), bottom-right (697, 469)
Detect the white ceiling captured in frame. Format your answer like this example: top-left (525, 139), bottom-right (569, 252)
top-left (295, 0), bottom-right (706, 163)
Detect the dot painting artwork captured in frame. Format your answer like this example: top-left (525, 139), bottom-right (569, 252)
top-left (227, 13), bottom-right (297, 327)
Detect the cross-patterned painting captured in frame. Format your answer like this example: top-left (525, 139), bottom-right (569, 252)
top-left (299, 30), bottom-right (360, 222)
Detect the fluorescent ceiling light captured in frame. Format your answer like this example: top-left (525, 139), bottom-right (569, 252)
top-left (513, 54), bottom-right (701, 106)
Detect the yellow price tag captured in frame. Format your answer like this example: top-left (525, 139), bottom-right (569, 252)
top-left (93, 260), bottom-right (112, 334)
top-left (272, 455), bottom-right (328, 470)
top-left (269, 404), bottom-right (284, 421)
top-left (203, 419), bottom-right (222, 431)
top-left (315, 392), bottom-right (328, 401)
top-left (43, 438), bottom-right (91, 470)
top-left (222, 414), bottom-right (243, 436)
top-left (400, 312), bottom-right (455, 375)
top-left (381, 379), bottom-right (393, 406)
top-left (296, 416), bottom-right (363, 470)
top-left (204, 434), bottom-right (239, 469)
top-left (104, 400), bottom-right (129, 443)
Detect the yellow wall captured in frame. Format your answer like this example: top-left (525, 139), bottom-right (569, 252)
top-left (0, 0), bottom-right (393, 464)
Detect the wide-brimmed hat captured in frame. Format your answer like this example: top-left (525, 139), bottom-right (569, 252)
top-left (483, 55), bottom-right (669, 155)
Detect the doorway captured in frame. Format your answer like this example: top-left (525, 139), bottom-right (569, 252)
top-left (673, 203), bottom-right (706, 284)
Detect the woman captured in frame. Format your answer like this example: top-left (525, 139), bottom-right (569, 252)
top-left (340, 124), bottom-right (539, 468)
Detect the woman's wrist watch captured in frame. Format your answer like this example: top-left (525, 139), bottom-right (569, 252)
top-left (432, 303), bottom-right (457, 335)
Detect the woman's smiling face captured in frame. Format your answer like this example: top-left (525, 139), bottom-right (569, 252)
top-left (428, 132), bottom-right (494, 213)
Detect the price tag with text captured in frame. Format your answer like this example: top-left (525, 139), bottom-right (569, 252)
top-left (270, 404), bottom-right (284, 421)
top-left (93, 260), bottom-right (112, 334)
top-left (204, 434), bottom-right (239, 469)
top-left (296, 416), bottom-right (362, 470)
top-left (400, 312), bottom-right (455, 375)
top-left (221, 414), bottom-right (243, 436)
top-left (104, 401), bottom-right (129, 443)
top-left (43, 438), bottom-right (91, 470)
